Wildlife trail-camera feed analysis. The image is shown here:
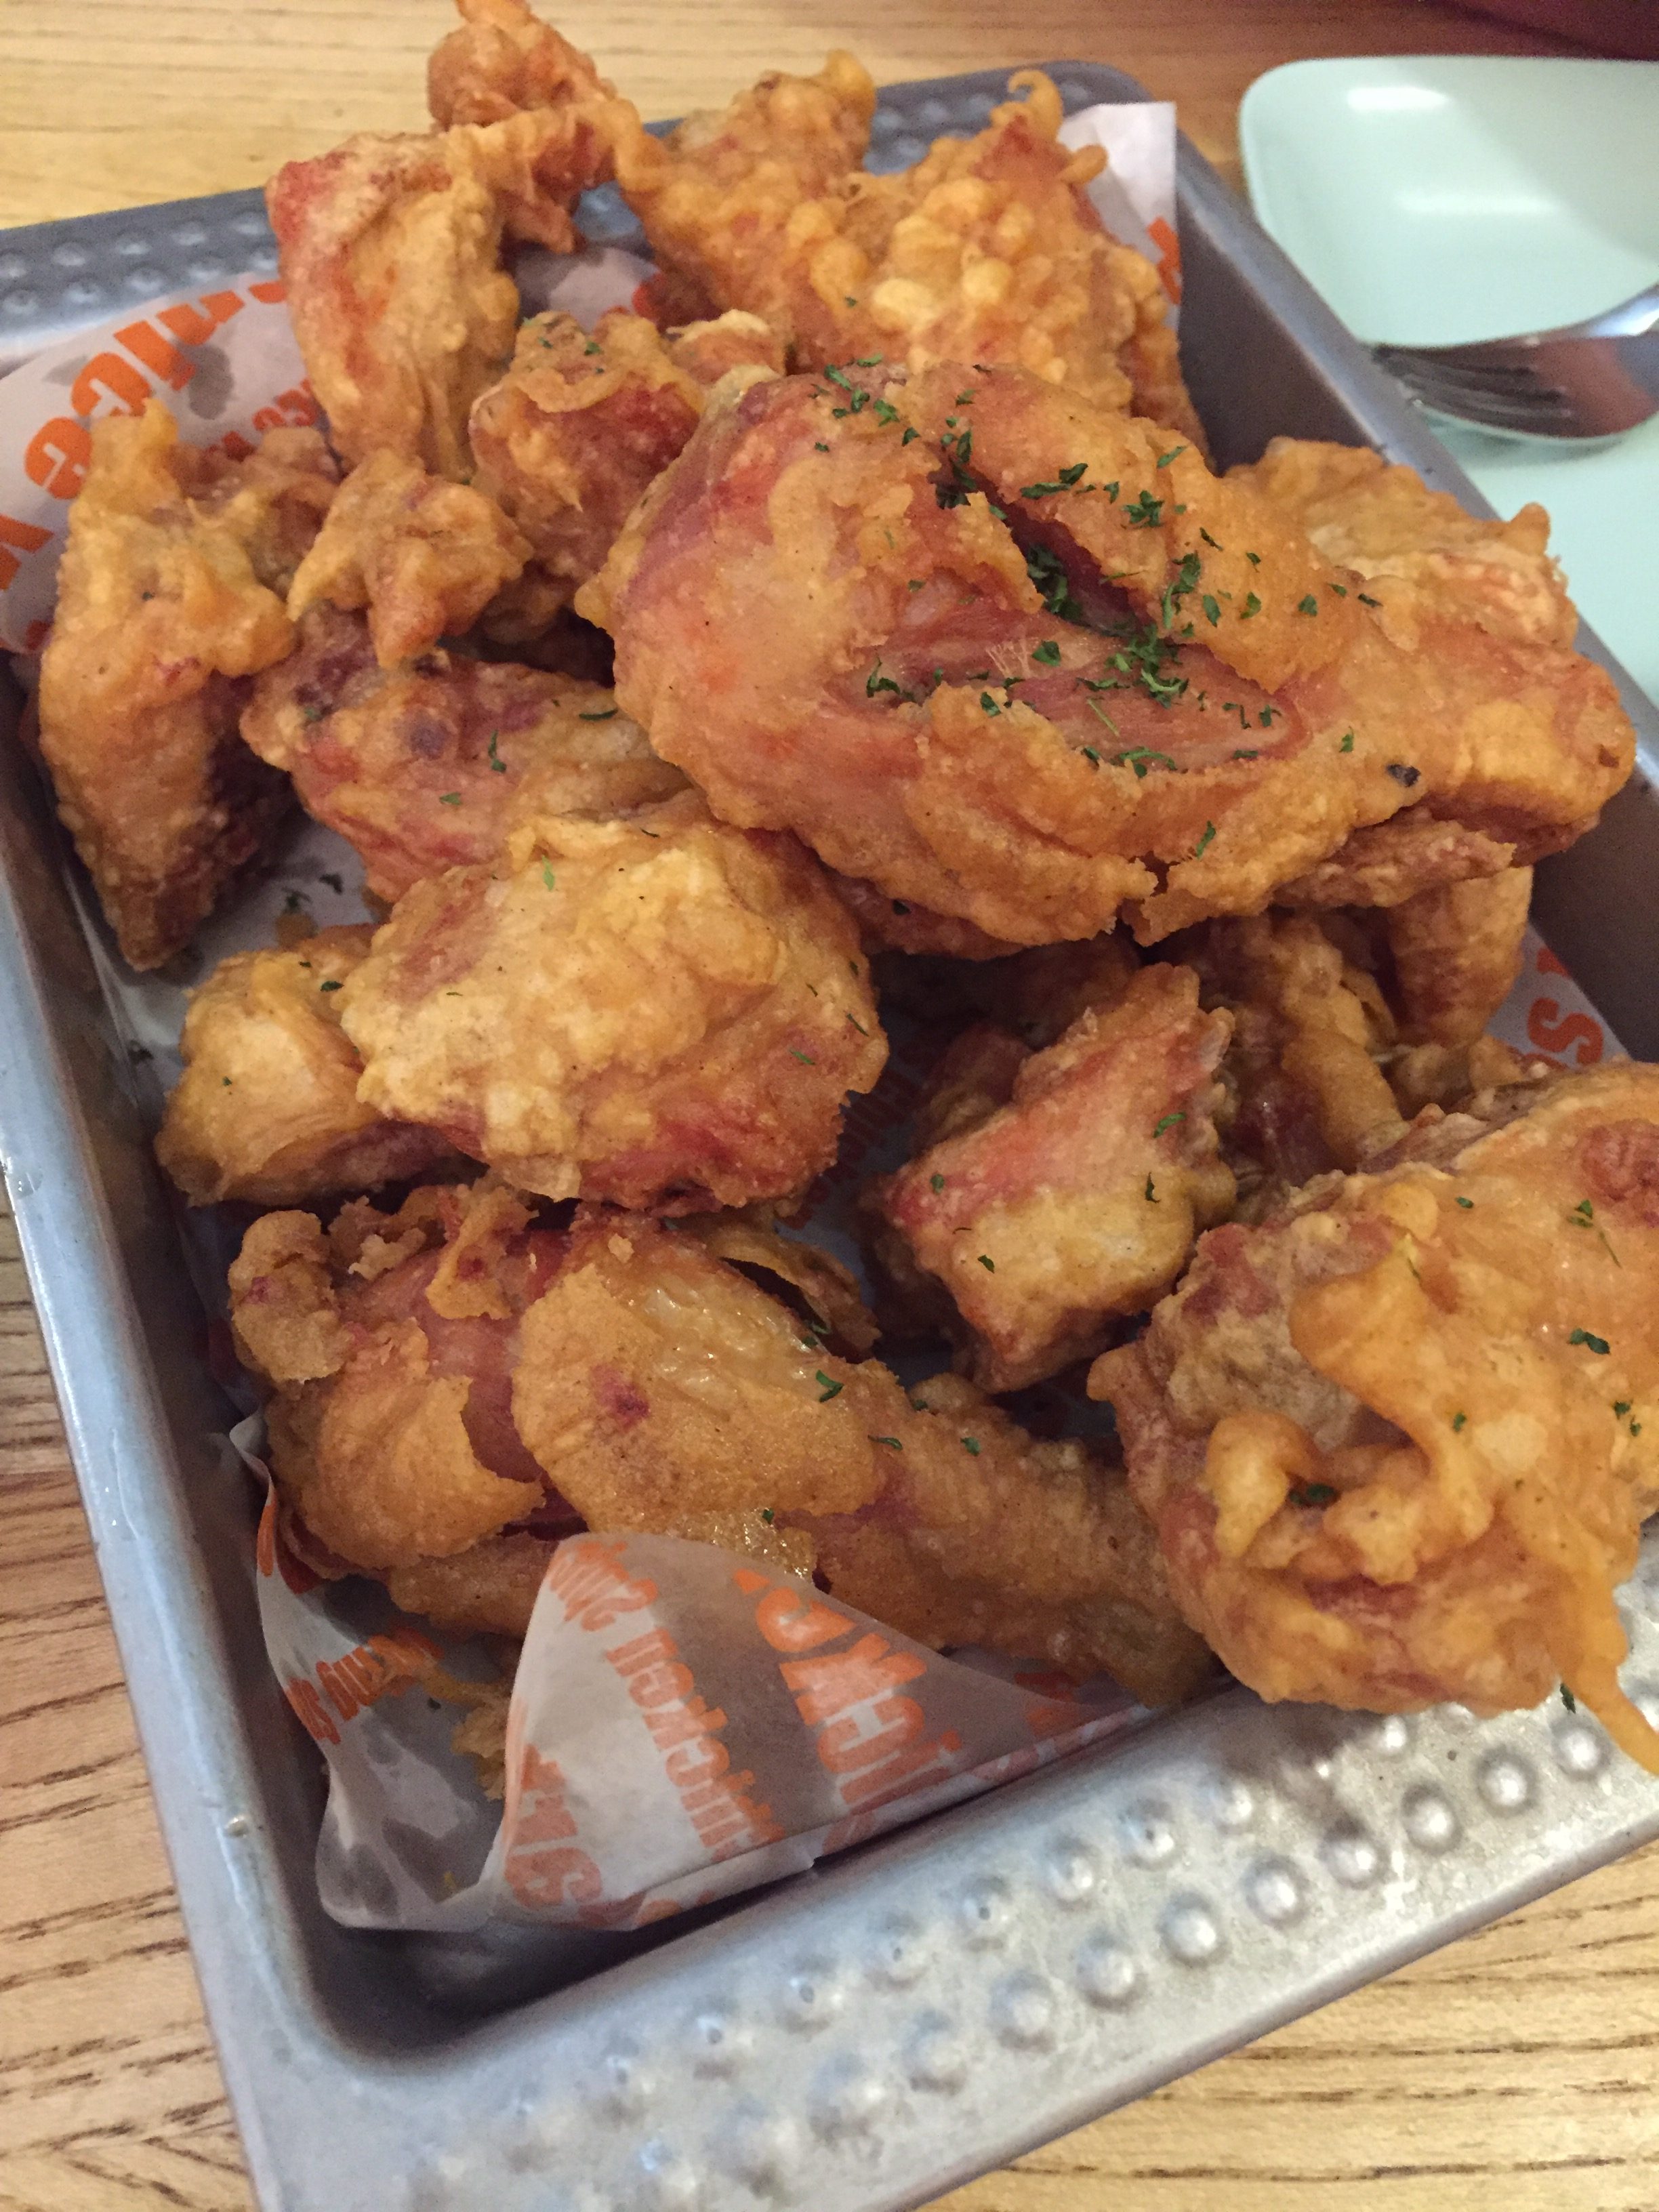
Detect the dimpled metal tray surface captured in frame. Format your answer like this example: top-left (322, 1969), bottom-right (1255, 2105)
top-left (3, 60), bottom-right (1659, 2212)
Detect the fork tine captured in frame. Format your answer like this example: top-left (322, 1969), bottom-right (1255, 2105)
top-left (1379, 356), bottom-right (1577, 434)
top-left (1375, 346), bottom-right (1570, 415)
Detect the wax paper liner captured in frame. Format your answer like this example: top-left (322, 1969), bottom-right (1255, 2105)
top-left (0, 105), bottom-right (1628, 1935)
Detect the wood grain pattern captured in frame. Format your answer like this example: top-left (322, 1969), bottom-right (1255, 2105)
top-left (4, 5), bottom-right (1654, 2209)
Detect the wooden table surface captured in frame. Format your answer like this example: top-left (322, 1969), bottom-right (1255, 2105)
top-left (6, 3), bottom-right (1659, 2209)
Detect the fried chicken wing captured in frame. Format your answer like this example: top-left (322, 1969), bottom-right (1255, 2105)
top-left (620, 65), bottom-right (1195, 437)
top-left (584, 364), bottom-right (1632, 947)
top-left (1092, 1062), bottom-right (1659, 1767)
top-left (467, 306), bottom-right (781, 620)
top-left (512, 1209), bottom-right (1209, 1696)
top-left (1231, 438), bottom-right (1576, 651)
top-left (865, 964), bottom-right (1233, 1389)
top-left (337, 791), bottom-right (887, 1209)
top-left (241, 606), bottom-right (685, 901)
top-left (267, 89), bottom-right (637, 476)
top-left (155, 926), bottom-right (453, 1206)
top-left (286, 449), bottom-right (530, 665)
top-left (35, 403), bottom-right (337, 968)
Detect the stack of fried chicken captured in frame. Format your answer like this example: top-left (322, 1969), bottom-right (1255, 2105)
top-left (33, 0), bottom-right (1659, 1768)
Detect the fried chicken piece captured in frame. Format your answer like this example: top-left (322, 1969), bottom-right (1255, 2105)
top-left (1174, 911), bottom-right (1406, 1204)
top-left (35, 404), bottom-right (337, 968)
top-left (1387, 1033), bottom-right (1532, 1122)
top-left (337, 791), bottom-right (887, 1209)
top-left (155, 927), bottom-right (452, 1206)
top-left (1380, 865), bottom-right (1533, 1048)
top-left (1092, 1062), bottom-right (1659, 1768)
top-left (266, 91), bottom-right (637, 476)
top-left (1231, 439), bottom-right (1576, 651)
top-left (512, 1209), bottom-right (1209, 1696)
top-left (620, 66), bottom-right (1195, 438)
top-left (230, 1184), bottom-right (575, 1629)
top-left (468, 306), bottom-right (781, 621)
top-left (428, 0), bottom-right (615, 128)
top-left (585, 363), bottom-right (1632, 948)
top-left (386, 1533), bottom-right (555, 1639)
top-left (865, 965), bottom-right (1233, 1389)
top-left (180, 425), bottom-right (342, 595)
top-left (241, 607), bottom-right (685, 902)
top-left (617, 51), bottom-right (878, 327)
top-left (234, 1185), bottom-right (1204, 1690)
top-left (286, 450), bottom-right (530, 667)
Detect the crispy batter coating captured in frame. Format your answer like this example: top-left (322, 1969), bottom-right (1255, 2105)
top-left (617, 51), bottom-right (878, 325)
top-left (183, 425), bottom-right (342, 595)
top-left (866, 965), bottom-right (1234, 1389)
top-left (1387, 1033), bottom-right (1532, 1123)
top-left (620, 65), bottom-right (1195, 438)
top-left (1092, 1063), bottom-right (1659, 1767)
top-left (585, 365), bottom-right (1632, 948)
top-left (230, 1183), bottom-right (571, 1589)
top-left (512, 1210), bottom-right (1209, 1696)
top-left (35, 403), bottom-right (335, 968)
top-left (1231, 439), bottom-right (1576, 650)
top-left (1381, 865), bottom-right (1534, 1048)
top-left (241, 606), bottom-right (684, 901)
top-left (234, 1187), bottom-right (1203, 1692)
top-left (1175, 911), bottom-right (1406, 1200)
top-left (266, 93), bottom-right (636, 476)
top-left (428, 0), bottom-right (615, 127)
top-left (386, 1533), bottom-right (556, 1638)
top-left (337, 791), bottom-right (887, 1209)
top-left (155, 926), bottom-right (452, 1206)
top-left (287, 449), bottom-right (530, 666)
top-left (468, 306), bottom-right (781, 619)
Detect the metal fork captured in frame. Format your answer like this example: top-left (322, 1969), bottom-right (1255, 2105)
top-left (1372, 281), bottom-right (1659, 441)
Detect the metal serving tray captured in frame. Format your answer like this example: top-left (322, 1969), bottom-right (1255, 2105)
top-left (4, 62), bottom-right (1659, 2212)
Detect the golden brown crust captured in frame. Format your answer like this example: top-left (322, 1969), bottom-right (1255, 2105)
top-left (1382, 866), bottom-right (1534, 1048)
top-left (511, 1210), bottom-right (1206, 1693)
top-left (337, 792), bottom-right (888, 1209)
top-left (35, 404), bottom-right (329, 967)
top-left (230, 1183), bottom-right (562, 1578)
top-left (286, 450), bottom-right (530, 666)
top-left (428, 0), bottom-right (617, 127)
top-left (1231, 438), bottom-right (1576, 649)
top-left (1092, 1063), bottom-right (1659, 1766)
top-left (266, 96), bottom-right (639, 476)
top-left (156, 926), bottom-right (452, 1206)
top-left (468, 307), bottom-right (781, 619)
top-left (241, 606), bottom-right (685, 903)
top-left (386, 1532), bottom-right (554, 1637)
top-left (588, 365), bottom-right (1631, 949)
top-left (619, 64), bottom-right (1196, 438)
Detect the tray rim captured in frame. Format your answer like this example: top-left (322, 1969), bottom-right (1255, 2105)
top-left (5, 57), bottom-right (1659, 2212)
